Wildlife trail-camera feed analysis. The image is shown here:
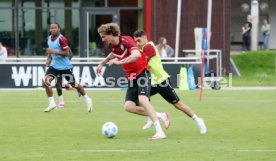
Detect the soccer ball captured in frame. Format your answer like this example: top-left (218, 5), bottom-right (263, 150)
top-left (102, 122), bottom-right (118, 138)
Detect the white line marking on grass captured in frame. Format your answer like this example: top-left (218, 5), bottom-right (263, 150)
top-left (209, 100), bottom-right (276, 103)
top-left (237, 150), bottom-right (276, 152)
top-left (222, 87), bottom-right (276, 90)
top-left (5, 100), bottom-right (121, 103)
top-left (64, 149), bottom-right (153, 153)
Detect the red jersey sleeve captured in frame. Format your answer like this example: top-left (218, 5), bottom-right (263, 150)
top-left (59, 36), bottom-right (69, 51)
top-left (120, 36), bottom-right (138, 53)
top-left (143, 44), bottom-right (156, 61)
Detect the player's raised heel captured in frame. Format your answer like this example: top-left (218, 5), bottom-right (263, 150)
top-left (160, 113), bottom-right (170, 129)
top-left (143, 113), bottom-right (170, 130)
top-left (44, 104), bottom-right (56, 112)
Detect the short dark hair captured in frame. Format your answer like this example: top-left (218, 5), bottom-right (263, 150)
top-left (133, 29), bottom-right (147, 38)
top-left (50, 22), bottom-right (61, 29)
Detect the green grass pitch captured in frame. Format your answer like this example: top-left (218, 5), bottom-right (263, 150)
top-left (0, 89), bottom-right (276, 161)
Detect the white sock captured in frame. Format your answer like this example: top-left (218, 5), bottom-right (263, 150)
top-left (83, 93), bottom-right (90, 100)
top-left (146, 117), bottom-right (153, 125)
top-left (153, 121), bottom-right (164, 134)
top-left (48, 97), bottom-right (56, 105)
top-left (58, 95), bottom-right (64, 103)
top-left (142, 117), bottom-right (153, 130)
top-left (156, 112), bottom-right (164, 119)
top-left (192, 114), bottom-right (200, 122)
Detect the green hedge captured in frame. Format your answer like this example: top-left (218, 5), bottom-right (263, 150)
top-left (231, 51), bottom-right (276, 86)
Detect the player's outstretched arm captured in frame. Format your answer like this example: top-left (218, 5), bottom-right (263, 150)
top-left (121, 49), bottom-right (141, 64)
top-left (108, 49), bottom-right (141, 66)
top-left (96, 53), bottom-right (116, 75)
top-left (99, 53), bottom-right (116, 66)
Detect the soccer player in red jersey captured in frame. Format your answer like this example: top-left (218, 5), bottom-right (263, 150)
top-left (96, 23), bottom-right (166, 140)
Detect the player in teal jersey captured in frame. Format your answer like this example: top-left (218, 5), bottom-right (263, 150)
top-left (46, 48), bottom-right (74, 109)
top-left (44, 22), bottom-right (92, 113)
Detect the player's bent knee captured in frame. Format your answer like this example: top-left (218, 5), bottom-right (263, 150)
top-left (124, 101), bottom-right (135, 113)
top-left (44, 76), bottom-right (54, 87)
top-left (124, 106), bottom-right (132, 113)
